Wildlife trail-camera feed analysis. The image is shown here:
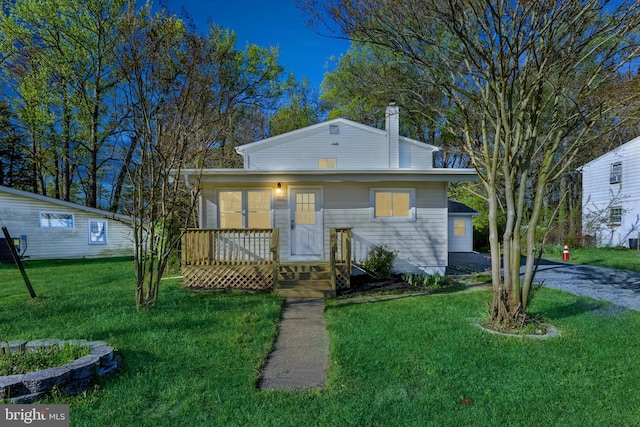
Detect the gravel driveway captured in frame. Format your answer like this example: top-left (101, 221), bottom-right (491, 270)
top-left (448, 252), bottom-right (640, 311)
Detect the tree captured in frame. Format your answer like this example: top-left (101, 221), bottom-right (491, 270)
top-left (303, 0), bottom-right (640, 326)
top-left (269, 75), bottom-right (324, 136)
top-left (321, 41), bottom-right (469, 167)
top-left (0, 0), bottom-right (128, 206)
top-left (118, 6), bottom-right (285, 307)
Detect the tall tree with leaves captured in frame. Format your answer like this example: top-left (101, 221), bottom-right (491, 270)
top-left (304, 0), bottom-right (640, 326)
top-left (0, 0), bottom-right (128, 206)
top-left (118, 6), bottom-right (285, 307)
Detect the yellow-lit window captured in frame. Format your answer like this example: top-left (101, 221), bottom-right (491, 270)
top-left (219, 190), bottom-right (271, 228)
top-left (454, 220), bottom-right (466, 236)
top-left (248, 190), bottom-right (271, 228)
top-left (374, 190), bottom-right (411, 218)
top-left (219, 191), bottom-right (243, 228)
top-left (296, 192), bottom-right (316, 224)
top-left (318, 158), bottom-right (336, 169)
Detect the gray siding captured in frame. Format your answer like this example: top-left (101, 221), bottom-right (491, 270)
top-left (582, 136), bottom-right (640, 246)
top-left (0, 192), bottom-right (133, 260)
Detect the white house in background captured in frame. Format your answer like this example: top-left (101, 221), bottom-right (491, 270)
top-left (180, 103), bottom-right (478, 274)
top-left (447, 200), bottom-right (478, 252)
top-left (580, 135), bottom-right (640, 247)
top-left (0, 185), bottom-right (134, 261)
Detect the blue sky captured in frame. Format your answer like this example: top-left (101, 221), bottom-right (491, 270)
top-left (164, 0), bottom-right (351, 90)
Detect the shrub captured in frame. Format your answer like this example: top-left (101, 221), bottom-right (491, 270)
top-left (361, 245), bottom-right (396, 279)
top-left (402, 272), bottom-right (449, 289)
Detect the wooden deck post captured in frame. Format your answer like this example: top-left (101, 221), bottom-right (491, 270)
top-left (271, 228), bottom-right (279, 291)
top-left (330, 228), bottom-right (337, 292)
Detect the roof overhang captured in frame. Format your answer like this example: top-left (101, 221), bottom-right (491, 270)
top-left (179, 168), bottom-right (478, 184)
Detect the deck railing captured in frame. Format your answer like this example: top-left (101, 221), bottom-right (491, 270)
top-left (330, 227), bottom-right (352, 292)
top-left (181, 228), bottom-right (279, 266)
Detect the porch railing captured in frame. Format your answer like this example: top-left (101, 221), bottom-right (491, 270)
top-left (181, 227), bottom-right (351, 292)
top-left (330, 227), bottom-right (352, 292)
top-left (181, 228), bottom-right (279, 266)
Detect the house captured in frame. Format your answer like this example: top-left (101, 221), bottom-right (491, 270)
top-left (447, 200), bottom-right (478, 252)
top-left (178, 103), bottom-right (477, 295)
top-left (580, 135), bottom-right (640, 248)
top-left (0, 185), bottom-right (134, 261)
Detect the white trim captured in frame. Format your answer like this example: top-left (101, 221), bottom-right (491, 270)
top-left (39, 212), bottom-right (75, 228)
top-left (216, 188), bottom-right (274, 229)
top-left (369, 188), bottom-right (416, 222)
top-left (88, 219), bottom-right (108, 244)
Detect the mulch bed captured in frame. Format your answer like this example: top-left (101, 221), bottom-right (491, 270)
top-left (338, 274), bottom-right (434, 297)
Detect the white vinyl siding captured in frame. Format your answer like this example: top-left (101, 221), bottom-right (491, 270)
top-left (241, 121), bottom-right (436, 171)
top-left (448, 216), bottom-right (474, 252)
top-left (582, 135), bottom-right (640, 247)
top-left (201, 181), bottom-right (449, 272)
top-left (0, 190), bottom-right (133, 260)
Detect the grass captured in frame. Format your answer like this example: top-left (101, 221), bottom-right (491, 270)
top-left (1, 343), bottom-right (89, 376)
top-left (2, 257), bottom-right (640, 425)
top-left (544, 245), bottom-right (640, 273)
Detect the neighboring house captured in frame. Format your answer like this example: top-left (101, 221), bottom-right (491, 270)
top-left (180, 103), bottom-right (477, 278)
top-left (447, 200), bottom-right (478, 252)
top-left (0, 185), bottom-right (134, 261)
top-left (580, 135), bottom-right (640, 247)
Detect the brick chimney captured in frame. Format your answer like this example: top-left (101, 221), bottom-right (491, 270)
top-left (385, 101), bottom-right (400, 168)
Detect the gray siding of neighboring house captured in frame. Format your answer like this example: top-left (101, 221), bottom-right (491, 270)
top-left (581, 136), bottom-right (640, 247)
top-left (0, 190), bottom-right (134, 261)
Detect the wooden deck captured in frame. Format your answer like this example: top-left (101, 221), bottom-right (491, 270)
top-left (181, 227), bottom-right (351, 297)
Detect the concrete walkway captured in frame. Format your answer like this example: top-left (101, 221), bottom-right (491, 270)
top-left (259, 298), bottom-right (329, 391)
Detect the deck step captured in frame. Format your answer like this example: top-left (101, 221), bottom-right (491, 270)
top-left (275, 280), bottom-right (335, 298)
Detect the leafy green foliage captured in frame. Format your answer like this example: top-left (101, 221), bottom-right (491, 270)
top-left (361, 244), bottom-right (396, 279)
top-left (401, 272), bottom-right (449, 289)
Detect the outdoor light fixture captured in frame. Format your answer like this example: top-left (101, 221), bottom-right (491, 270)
top-left (276, 182), bottom-right (282, 194)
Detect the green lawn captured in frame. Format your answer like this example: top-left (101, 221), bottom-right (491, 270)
top-left (544, 245), bottom-right (640, 273)
top-left (2, 258), bottom-right (640, 426)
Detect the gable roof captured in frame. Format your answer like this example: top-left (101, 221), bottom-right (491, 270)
top-left (235, 117), bottom-right (440, 155)
top-left (0, 185), bottom-right (131, 221)
top-left (448, 200), bottom-right (479, 215)
top-left (579, 135), bottom-right (640, 170)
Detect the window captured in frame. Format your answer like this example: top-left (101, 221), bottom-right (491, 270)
top-left (318, 158), bottom-right (336, 169)
top-left (219, 190), bottom-right (272, 229)
top-left (610, 162), bottom-right (622, 184)
top-left (88, 220), bottom-right (107, 244)
top-left (610, 207), bottom-right (623, 224)
top-left (40, 212), bottom-right (74, 228)
top-left (329, 125), bottom-right (339, 135)
top-left (454, 220), bottom-right (466, 236)
top-left (372, 189), bottom-right (414, 220)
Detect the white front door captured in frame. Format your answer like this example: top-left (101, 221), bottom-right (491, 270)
top-left (291, 188), bottom-right (323, 256)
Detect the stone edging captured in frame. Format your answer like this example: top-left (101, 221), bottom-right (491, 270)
top-left (0, 339), bottom-right (120, 404)
top-left (475, 323), bottom-right (562, 339)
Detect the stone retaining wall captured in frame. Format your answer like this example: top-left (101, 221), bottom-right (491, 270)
top-left (0, 339), bottom-right (119, 404)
